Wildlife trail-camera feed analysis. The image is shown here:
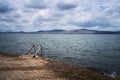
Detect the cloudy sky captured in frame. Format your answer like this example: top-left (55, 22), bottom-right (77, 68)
top-left (0, 0), bottom-right (120, 32)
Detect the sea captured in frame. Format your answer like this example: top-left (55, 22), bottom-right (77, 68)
top-left (0, 33), bottom-right (120, 75)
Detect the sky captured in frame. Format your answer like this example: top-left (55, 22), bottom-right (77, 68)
top-left (0, 0), bottom-right (120, 32)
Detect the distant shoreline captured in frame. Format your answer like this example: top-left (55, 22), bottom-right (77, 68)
top-left (0, 32), bottom-right (120, 34)
top-left (0, 29), bottom-right (120, 34)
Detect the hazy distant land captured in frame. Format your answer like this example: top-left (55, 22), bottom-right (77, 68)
top-left (1, 29), bottom-right (120, 34)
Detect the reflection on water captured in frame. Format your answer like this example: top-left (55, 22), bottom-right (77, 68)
top-left (0, 33), bottom-right (120, 74)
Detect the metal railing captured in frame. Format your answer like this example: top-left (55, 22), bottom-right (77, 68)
top-left (27, 44), bottom-right (44, 57)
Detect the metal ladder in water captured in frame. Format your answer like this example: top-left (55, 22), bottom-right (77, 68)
top-left (27, 44), bottom-right (44, 57)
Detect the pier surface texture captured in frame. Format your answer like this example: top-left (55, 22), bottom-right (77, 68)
top-left (0, 54), bottom-right (113, 80)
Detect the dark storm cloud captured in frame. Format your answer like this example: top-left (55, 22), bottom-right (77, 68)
top-left (57, 3), bottom-right (77, 10)
top-left (0, 0), bottom-right (14, 13)
top-left (0, 5), bottom-right (12, 13)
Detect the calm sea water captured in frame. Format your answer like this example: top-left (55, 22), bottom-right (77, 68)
top-left (0, 33), bottom-right (120, 74)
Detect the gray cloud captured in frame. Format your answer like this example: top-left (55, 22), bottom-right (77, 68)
top-left (57, 3), bottom-right (77, 10)
top-left (79, 21), bottom-right (112, 28)
top-left (104, 7), bottom-right (120, 17)
top-left (25, 0), bottom-right (47, 10)
top-left (0, 0), bottom-right (14, 13)
top-left (0, 17), bottom-right (14, 22)
top-left (0, 0), bottom-right (120, 31)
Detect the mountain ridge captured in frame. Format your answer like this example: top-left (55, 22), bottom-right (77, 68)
top-left (0, 29), bottom-right (120, 34)
top-left (37, 29), bottom-right (120, 34)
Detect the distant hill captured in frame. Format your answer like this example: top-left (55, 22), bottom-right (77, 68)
top-left (37, 29), bottom-right (120, 34)
top-left (37, 29), bottom-right (66, 33)
top-left (1, 29), bottom-right (120, 34)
